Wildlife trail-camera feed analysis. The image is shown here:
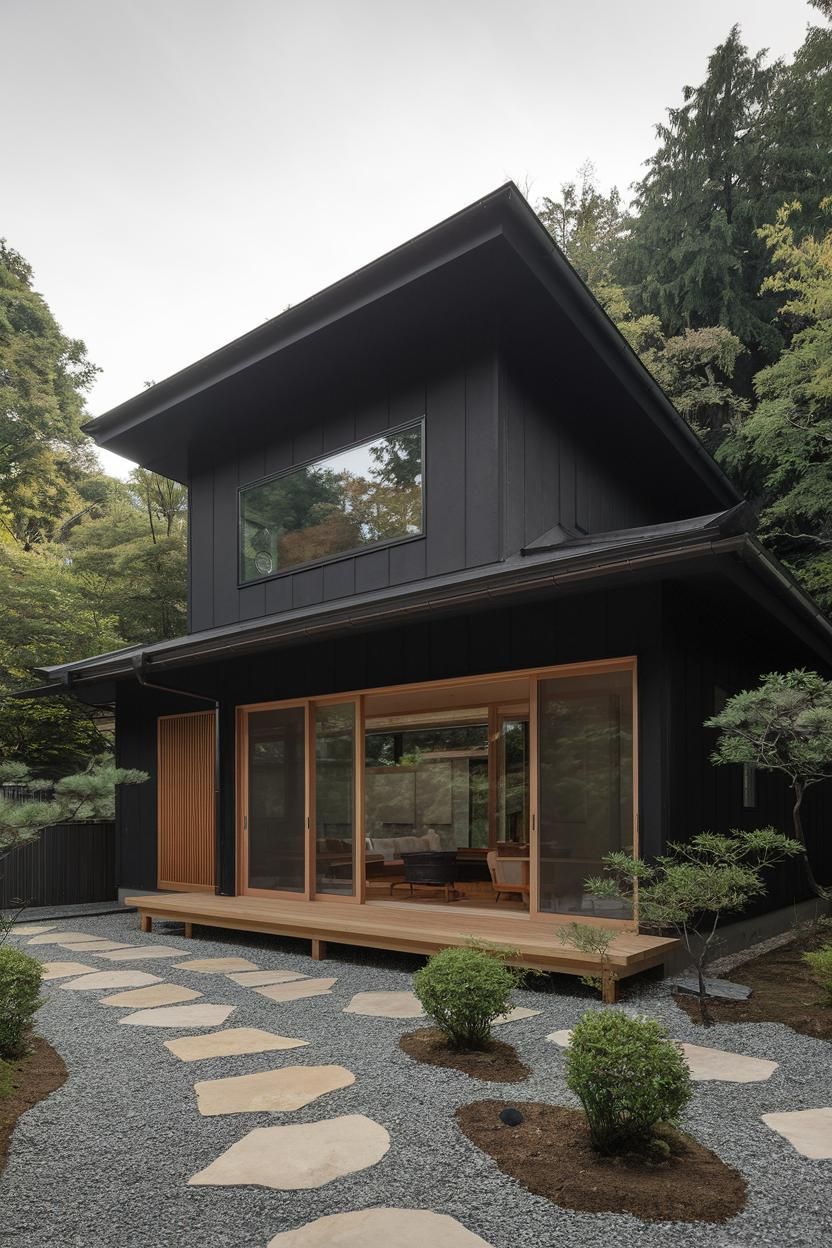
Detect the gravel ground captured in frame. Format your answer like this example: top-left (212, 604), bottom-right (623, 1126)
top-left (2, 913), bottom-right (831, 1248)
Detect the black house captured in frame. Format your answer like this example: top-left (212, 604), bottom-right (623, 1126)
top-left (37, 184), bottom-right (832, 989)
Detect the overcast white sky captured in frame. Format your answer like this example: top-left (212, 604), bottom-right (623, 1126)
top-left (3, 0), bottom-right (815, 478)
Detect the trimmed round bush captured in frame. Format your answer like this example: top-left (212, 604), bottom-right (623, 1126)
top-left (565, 1010), bottom-right (692, 1154)
top-left (413, 945), bottom-right (520, 1050)
top-left (0, 944), bottom-right (43, 1058)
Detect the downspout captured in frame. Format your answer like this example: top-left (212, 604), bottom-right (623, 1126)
top-left (130, 654), bottom-right (226, 897)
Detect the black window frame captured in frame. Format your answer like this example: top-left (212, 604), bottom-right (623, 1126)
top-left (237, 417), bottom-right (426, 587)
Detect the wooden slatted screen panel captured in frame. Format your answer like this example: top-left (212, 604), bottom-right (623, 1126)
top-left (157, 711), bottom-right (216, 892)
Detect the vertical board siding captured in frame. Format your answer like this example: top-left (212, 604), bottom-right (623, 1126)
top-left (0, 822), bottom-right (116, 907)
top-left (157, 711), bottom-right (216, 891)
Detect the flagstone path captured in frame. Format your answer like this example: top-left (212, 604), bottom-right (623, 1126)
top-left (188, 1115), bottom-right (390, 1190)
top-left (193, 1064), bottom-right (355, 1115)
top-left (100, 983), bottom-right (203, 1008)
top-left (119, 1003), bottom-right (236, 1028)
top-left (175, 957), bottom-right (259, 973)
top-left (61, 970), bottom-right (162, 991)
top-left (164, 1027), bottom-right (309, 1061)
top-left (40, 961), bottom-right (98, 980)
top-left (762, 1108), bottom-right (832, 1159)
top-left (226, 969), bottom-right (309, 986)
top-left (265, 1208), bottom-right (495, 1247)
top-left (344, 990), bottom-right (424, 1017)
top-left (254, 977), bottom-right (336, 1002)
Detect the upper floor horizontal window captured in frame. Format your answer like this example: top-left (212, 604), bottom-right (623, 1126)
top-left (239, 421), bottom-right (424, 583)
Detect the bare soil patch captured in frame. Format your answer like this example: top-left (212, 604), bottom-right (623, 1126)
top-left (456, 1100), bottom-right (747, 1223)
top-left (674, 930), bottom-right (832, 1039)
top-left (0, 1036), bottom-right (67, 1175)
top-left (400, 1027), bottom-right (529, 1082)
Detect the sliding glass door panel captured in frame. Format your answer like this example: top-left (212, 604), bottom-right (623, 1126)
top-left (246, 705), bottom-right (306, 893)
top-left (314, 701), bottom-right (356, 896)
top-left (537, 668), bottom-right (634, 918)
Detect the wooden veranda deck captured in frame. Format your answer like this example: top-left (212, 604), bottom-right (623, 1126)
top-left (126, 892), bottom-right (678, 1002)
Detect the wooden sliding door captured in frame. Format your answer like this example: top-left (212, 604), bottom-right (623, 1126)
top-left (157, 711), bottom-right (216, 892)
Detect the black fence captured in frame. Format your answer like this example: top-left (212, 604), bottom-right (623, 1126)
top-left (0, 820), bottom-right (116, 909)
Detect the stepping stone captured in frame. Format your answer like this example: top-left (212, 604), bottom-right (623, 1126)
top-left (762, 1108), bottom-right (832, 1159)
top-left (681, 1042), bottom-right (777, 1083)
top-left (56, 940), bottom-right (129, 953)
top-left (226, 969), bottom-right (308, 987)
top-left (100, 983), bottom-right (203, 1008)
top-left (61, 970), bottom-right (162, 991)
top-left (188, 1114), bottom-right (389, 1189)
top-left (546, 1029), bottom-right (572, 1047)
top-left (255, 978), bottom-right (336, 1003)
top-left (28, 931), bottom-right (98, 945)
top-left (119, 1004), bottom-right (235, 1028)
top-left (671, 975), bottom-right (752, 1001)
top-left (175, 957), bottom-right (259, 973)
top-left (266, 1209), bottom-right (495, 1247)
top-left (9, 925), bottom-right (55, 936)
top-left (165, 1028), bottom-right (309, 1062)
top-left (546, 1030), bottom-right (776, 1082)
top-left (493, 1007), bottom-right (541, 1026)
top-left (41, 961), bottom-right (98, 981)
top-left (194, 1064), bottom-right (355, 1115)
top-left (344, 991), bottom-right (424, 1019)
top-left (99, 946), bottom-right (184, 961)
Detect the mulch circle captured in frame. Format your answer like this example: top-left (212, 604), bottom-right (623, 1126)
top-left (674, 931), bottom-right (832, 1039)
top-left (400, 1027), bottom-right (530, 1082)
top-left (1, 1035), bottom-right (67, 1175)
top-left (456, 1100), bottom-right (747, 1223)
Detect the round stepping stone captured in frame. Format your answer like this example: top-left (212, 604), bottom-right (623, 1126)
top-left (493, 1006), bottom-right (541, 1027)
top-left (165, 1028), bottom-right (309, 1062)
top-left (226, 970), bottom-right (308, 987)
top-left (56, 940), bottom-right (130, 953)
top-left (28, 931), bottom-right (98, 945)
top-left (762, 1108), bottom-right (832, 1159)
top-left (9, 925), bottom-right (55, 936)
top-left (194, 1064), bottom-right (355, 1115)
top-left (99, 946), bottom-right (184, 961)
top-left (266, 1209), bottom-right (495, 1247)
top-left (188, 1114), bottom-right (389, 1189)
top-left (41, 961), bottom-right (98, 981)
top-left (255, 978), bottom-right (336, 1003)
top-left (174, 957), bottom-right (259, 973)
top-left (681, 1042), bottom-right (777, 1083)
top-left (61, 970), bottom-right (162, 991)
top-left (344, 991), bottom-right (424, 1019)
top-left (100, 983), bottom-right (203, 1008)
top-left (119, 1004), bottom-right (235, 1028)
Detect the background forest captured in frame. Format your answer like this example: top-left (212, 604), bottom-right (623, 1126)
top-left (1, 2), bottom-right (831, 772)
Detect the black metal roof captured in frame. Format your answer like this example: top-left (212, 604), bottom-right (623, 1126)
top-left (84, 182), bottom-right (739, 509)
top-left (35, 508), bottom-right (832, 686)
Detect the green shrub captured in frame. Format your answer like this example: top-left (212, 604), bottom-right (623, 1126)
top-left (0, 945), bottom-right (43, 1058)
top-left (803, 945), bottom-right (832, 1006)
top-left (413, 945), bottom-right (521, 1050)
top-left (565, 1010), bottom-right (692, 1155)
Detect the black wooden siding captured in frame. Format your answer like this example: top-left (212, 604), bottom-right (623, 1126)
top-left (0, 821), bottom-right (116, 908)
top-left (188, 356), bottom-right (502, 634)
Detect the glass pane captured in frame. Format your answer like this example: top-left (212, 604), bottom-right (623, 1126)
top-left (498, 719), bottom-right (529, 846)
top-left (240, 423), bottom-right (423, 581)
top-left (315, 702), bottom-right (355, 895)
top-left (364, 723), bottom-right (489, 865)
top-left (538, 669), bottom-right (633, 918)
top-left (247, 706), bottom-right (306, 892)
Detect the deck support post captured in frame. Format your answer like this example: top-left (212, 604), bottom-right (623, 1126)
top-left (601, 968), bottom-right (619, 1005)
top-left (311, 938), bottom-right (327, 961)
top-left (184, 922), bottom-right (193, 938)
top-left (140, 913), bottom-right (152, 934)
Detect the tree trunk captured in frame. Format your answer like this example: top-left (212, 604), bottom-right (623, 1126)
top-left (792, 781), bottom-right (831, 901)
